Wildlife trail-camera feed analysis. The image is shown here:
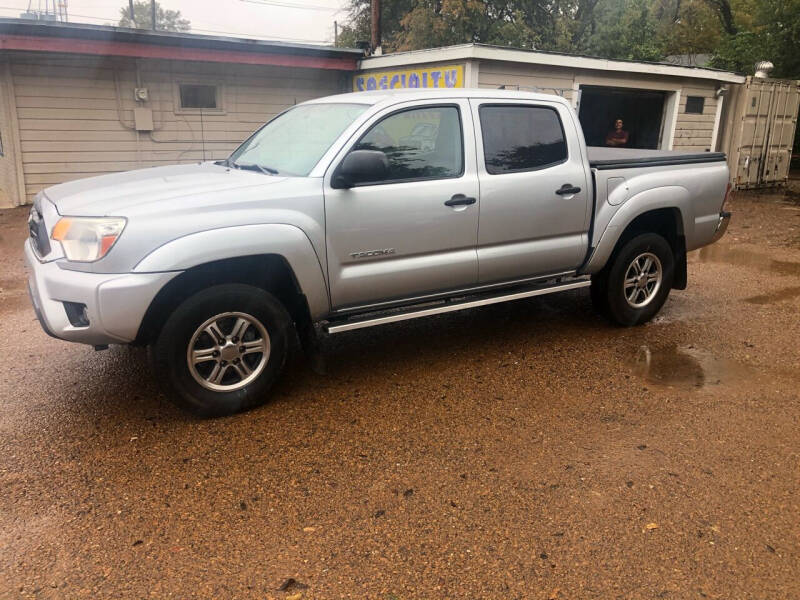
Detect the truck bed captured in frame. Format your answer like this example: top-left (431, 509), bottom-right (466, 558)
top-left (588, 147), bottom-right (726, 170)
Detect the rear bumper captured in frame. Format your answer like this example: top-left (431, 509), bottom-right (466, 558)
top-left (711, 210), bottom-right (732, 243)
top-left (24, 239), bottom-right (178, 346)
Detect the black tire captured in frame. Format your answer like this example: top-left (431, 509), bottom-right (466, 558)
top-left (591, 233), bottom-right (674, 326)
top-left (152, 284), bottom-right (291, 417)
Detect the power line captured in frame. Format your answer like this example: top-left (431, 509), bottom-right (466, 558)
top-left (240, 0), bottom-right (342, 12)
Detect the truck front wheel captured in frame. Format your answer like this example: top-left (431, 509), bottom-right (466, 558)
top-left (151, 284), bottom-right (291, 417)
top-left (591, 233), bottom-right (674, 326)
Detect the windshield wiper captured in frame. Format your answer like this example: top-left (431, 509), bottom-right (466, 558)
top-left (231, 161), bottom-right (279, 175)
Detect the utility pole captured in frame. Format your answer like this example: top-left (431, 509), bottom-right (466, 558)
top-left (334, 20), bottom-right (338, 47)
top-left (370, 0), bottom-right (381, 53)
top-left (151, 0), bottom-right (156, 31)
top-left (128, 0), bottom-right (136, 27)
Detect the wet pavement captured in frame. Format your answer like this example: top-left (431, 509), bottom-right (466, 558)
top-left (1, 187), bottom-right (799, 599)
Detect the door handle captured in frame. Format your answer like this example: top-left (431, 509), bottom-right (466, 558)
top-left (444, 194), bottom-right (477, 207)
top-left (555, 184), bottom-right (581, 195)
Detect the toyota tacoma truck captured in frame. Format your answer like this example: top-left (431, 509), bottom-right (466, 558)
top-left (25, 89), bottom-right (731, 416)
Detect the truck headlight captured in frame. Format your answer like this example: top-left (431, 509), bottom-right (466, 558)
top-left (51, 216), bottom-right (127, 262)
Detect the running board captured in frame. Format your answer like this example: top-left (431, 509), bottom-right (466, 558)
top-left (325, 278), bottom-right (591, 334)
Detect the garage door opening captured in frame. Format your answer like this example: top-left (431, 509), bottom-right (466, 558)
top-left (578, 86), bottom-right (667, 149)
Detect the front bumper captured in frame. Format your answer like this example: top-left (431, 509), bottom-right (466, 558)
top-left (24, 239), bottom-right (178, 346)
top-left (711, 210), bottom-right (732, 243)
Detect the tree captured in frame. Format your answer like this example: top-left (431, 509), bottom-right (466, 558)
top-left (119, 1), bottom-right (191, 32)
top-left (338, 0), bottom-right (799, 79)
top-left (710, 0), bottom-right (800, 77)
top-left (393, 0), bottom-right (538, 51)
top-left (336, 0), bottom-right (414, 49)
top-left (584, 0), bottom-right (664, 61)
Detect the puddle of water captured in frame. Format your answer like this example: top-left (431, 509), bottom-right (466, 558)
top-left (689, 244), bottom-right (800, 277)
top-left (745, 286), bottom-right (800, 305)
top-left (629, 344), bottom-right (745, 390)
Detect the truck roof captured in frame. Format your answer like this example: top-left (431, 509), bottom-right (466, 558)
top-left (307, 88), bottom-right (573, 108)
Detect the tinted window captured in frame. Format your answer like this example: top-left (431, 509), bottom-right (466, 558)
top-left (353, 106), bottom-right (463, 183)
top-left (685, 96), bottom-right (705, 114)
top-left (480, 105), bottom-right (567, 174)
top-left (180, 84), bottom-right (217, 109)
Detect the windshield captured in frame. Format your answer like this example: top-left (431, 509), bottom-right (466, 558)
top-left (228, 103), bottom-right (368, 176)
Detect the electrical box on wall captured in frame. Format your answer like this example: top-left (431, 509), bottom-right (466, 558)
top-left (133, 107), bottom-right (154, 131)
top-left (134, 87), bottom-right (149, 102)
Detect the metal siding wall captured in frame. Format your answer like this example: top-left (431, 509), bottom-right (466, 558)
top-left (724, 77), bottom-right (800, 189)
top-left (10, 52), bottom-right (345, 204)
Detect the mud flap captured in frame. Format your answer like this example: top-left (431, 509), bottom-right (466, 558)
top-left (672, 238), bottom-right (687, 290)
top-left (297, 320), bottom-right (327, 375)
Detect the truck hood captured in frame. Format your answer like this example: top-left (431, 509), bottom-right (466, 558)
top-left (44, 163), bottom-right (287, 215)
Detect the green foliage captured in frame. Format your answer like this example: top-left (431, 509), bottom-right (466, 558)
top-left (339, 0), bottom-right (800, 78)
top-left (585, 0), bottom-right (664, 61)
top-left (657, 0), bottom-right (722, 57)
top-left (394, 0), bottom-right (539, 51)
top-left (336, 0), bottom-right (414, 48)
top-left (711, 0), bottom-right (800, 77)
top-left (119, 1), bottom-right (190, 32)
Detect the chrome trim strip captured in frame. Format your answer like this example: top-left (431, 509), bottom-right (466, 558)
top-left (326, 278), bottom-right (591, 334)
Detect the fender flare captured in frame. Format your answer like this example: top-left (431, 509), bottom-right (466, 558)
top-left (133, 223), bottom-right (330, 319)
top-left (584, 186), bottom-right (690, 273)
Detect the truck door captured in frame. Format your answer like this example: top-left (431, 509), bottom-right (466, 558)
top-left (324, 100), bottom-right (480, 309)
top-left (470, 100), bottom-right (591, 284)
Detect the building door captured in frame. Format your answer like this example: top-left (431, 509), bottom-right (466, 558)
top-left (578, 86), bottom-right (667, 149)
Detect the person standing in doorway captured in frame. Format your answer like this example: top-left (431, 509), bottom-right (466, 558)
top-left (605, 118), bottom-right (629, 147)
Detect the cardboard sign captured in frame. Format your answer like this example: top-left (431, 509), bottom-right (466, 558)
top-left (353, 65), bottom-right (464, 91)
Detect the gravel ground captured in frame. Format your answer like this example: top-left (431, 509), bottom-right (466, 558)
top-left (0, 186), bottom-right (798, 599)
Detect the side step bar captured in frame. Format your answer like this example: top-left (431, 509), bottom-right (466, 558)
top-left (325, 278), bottom-right (591, 334)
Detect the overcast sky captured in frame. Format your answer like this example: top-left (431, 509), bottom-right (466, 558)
top-left (0, 0), bottom-right (351, 44)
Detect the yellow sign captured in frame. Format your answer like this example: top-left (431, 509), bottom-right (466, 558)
top-left (353, 65), bottom-right (464, 92)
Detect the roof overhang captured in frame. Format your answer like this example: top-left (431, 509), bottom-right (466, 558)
top-left (360, 44), bottom-right (746, 84)
top-left (0, 19), bottom-right (362, 71)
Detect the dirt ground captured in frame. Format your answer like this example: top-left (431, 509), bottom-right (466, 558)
top-left (0, 185), bottom-right (798, 599)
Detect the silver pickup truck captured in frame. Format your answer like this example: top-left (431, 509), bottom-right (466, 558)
top-left (25, 89), bottom-right (731, 416)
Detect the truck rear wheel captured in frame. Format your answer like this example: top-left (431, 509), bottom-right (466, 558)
top-left (591, 233), bottom-right (674, 326)
top-left (152, 284), bottom-right (290, 417)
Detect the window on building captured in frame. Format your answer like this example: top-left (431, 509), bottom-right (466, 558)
top-left (352, 105), bottom-right (463, 184)
top-left (479, 105), bottom-right (567, 174)
top-left (179, 84), bottom-right (218, 109)
top-left (685, 96), bottom-right (705, 114)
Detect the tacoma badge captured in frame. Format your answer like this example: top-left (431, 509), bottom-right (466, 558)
top-left (350, 248), bottom-right (396, 259)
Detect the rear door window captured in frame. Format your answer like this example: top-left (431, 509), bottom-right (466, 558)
top-left (479, 105), bottom-right (568, 174)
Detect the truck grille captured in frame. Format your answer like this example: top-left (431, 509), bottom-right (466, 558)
top-left (28, 204), bottom-right (51, 258)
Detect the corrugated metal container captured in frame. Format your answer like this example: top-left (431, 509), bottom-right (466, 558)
top-left (722, 77), bottom-right (800, 189)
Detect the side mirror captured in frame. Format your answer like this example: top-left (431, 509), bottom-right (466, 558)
top-left (332, 150), bottom-right (389, 189)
